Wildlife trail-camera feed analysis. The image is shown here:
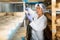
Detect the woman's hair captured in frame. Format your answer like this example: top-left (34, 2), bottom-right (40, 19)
top-left (37, 4), bottom-right (39, 6)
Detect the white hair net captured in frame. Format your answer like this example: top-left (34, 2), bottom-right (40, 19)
top-left (35, 3), bottom-right (46, 13)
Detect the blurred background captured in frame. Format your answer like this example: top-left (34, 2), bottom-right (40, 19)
top-left (0, 0), bottom-right (60, 40)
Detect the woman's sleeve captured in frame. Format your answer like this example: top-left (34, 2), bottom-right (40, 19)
top-left (29, 18), bottom-right (47, 31)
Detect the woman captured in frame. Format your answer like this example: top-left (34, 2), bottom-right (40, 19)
top-left (26, 3), bottom-right (47, 40)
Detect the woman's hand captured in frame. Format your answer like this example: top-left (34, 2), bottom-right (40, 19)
top-left (26, 13), bottom-right (33, 22)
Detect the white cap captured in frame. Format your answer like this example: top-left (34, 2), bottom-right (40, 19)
top-left (35, 3), bottom-right (46, 13)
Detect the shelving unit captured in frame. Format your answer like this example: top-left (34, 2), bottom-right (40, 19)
top-left (52, 0), bottom-right (56, 40)
top-left (55, 0), bottom-right (60, 40)
top-left (52, 0), bottom-right (60, 40)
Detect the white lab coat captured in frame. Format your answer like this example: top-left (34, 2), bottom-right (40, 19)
top-left (29, 13), bottom-right (47, 40)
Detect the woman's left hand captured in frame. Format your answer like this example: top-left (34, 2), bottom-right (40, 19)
top-left (26, 13), bottom-right (33, 22)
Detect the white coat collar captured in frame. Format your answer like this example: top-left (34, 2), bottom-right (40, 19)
top-left (37, 14), bottom-right (44, 19)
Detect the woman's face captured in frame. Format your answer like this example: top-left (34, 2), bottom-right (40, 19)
top-left (36, 6), bottom-right (43, 15)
